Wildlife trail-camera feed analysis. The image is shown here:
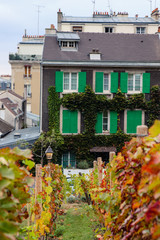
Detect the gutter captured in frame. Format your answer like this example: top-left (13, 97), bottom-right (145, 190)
top-left (41, 60), bottom-right (160, 68)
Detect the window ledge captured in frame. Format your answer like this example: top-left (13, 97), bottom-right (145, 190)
top-left (63, 90), bottom-right (78, 94)
top-left (127, 91), bottom-right (142, 94)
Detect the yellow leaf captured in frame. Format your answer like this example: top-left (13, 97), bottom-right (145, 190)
top-left (149, 120), bottom-right (160, 137)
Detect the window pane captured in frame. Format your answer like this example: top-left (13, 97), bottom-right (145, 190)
top-left (62, 41), bottom-right (67, 47)
top-left (136, 27), bottom-right (140, 34)
top-left (135, 74), bottom-right (141, 91)
top-left (104, 74), bottom-right (109, 90)
top-left (64, 73), bottom-right (69, 90)
top-left (128, 74), bottom-right (133, 91)
top-left (141, 27), bottom-right (145, 34)
top-left (71, 73), bottom-right (77, 90)
top-left (103, 111), bottom-right (108, 131)
top-left (69, 42), bottom-right (74, 47)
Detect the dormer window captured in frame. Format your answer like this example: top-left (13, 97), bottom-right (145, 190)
top-left (61, 41), bottom-right (76, 48)
top-left (57, 32), bottom-right (80, 51)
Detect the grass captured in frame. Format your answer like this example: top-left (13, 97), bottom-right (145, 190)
top-left (54, 203), bottom-right (100, 240)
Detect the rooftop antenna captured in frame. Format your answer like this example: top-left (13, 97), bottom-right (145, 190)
top-left (107, 0), bottom-right (111, 15)
top-left (92, 0), bottom-right (95, 13)
top-left (147, 0), bottom-right (152, 13)
top-left (34, 5), bottom-right (45, 36)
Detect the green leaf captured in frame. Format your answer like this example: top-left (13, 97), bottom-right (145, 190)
top-left (22, 159), bottom-right (35, 170)
top-left (0, 166), bottom-right (15, 180)
top-left (0, 221), bottom-right (18, 234)
top-left (0, 179), bottom-right (10, 191)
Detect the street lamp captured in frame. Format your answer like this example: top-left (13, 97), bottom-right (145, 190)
top-left (45, 146), bottom-right (53, 163)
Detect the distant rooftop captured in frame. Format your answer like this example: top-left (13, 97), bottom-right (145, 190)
top-left (0, 126), bottom-right (40, 149)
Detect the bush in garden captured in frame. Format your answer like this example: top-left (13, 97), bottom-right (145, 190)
top-left (77, 160), bottom-right (89, 169)
top-left (0, 147), bottom-right (34, 240)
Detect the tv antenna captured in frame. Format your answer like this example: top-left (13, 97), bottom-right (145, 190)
top-left (92, 0), bottom-right (95, 13)
top-left (147, 0), bottom-right (152, 13)
top-left (34, 5), bottom-right (45, 36)
top-left (107, 0), bottom-right (111, 15)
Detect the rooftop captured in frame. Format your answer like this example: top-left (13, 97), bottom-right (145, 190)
top-left (43, 32), bottom-right (160, 63)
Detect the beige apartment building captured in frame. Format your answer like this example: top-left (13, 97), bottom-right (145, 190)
top-left (57, 8), bottom-right (160, 34)
top-left (9, 34), bottom-right (44, 116)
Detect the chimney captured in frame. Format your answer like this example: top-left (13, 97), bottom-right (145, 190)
top-left (57, 9), bottom-right (63, 31)
top-left (151, 8), bottom-right (160, 21)
top-left (135, 14), bottom-right (138, 19)
top-left (45, 25), bottom-right (56, 35)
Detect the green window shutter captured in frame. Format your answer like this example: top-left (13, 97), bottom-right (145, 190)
top-left (78, 72), bottom-right (86, 92)
top-left (70, 111), bottom-right (78, 133)
top-left (62, 110), bottom-right (70, 133)
top-left (127, 110), bottom-right (142, 134)
top-left (120, 72), bottom-right (128, 93)
top-left (95, 112), bottom-right (102, 133)
top-left (55, 71), bottom-right (63, 92)
top-left (95, 72), bottom-right (103, 93)
top-left (142, 73), bottom-right (150, 93)
top-left (110, 111), bottom-right (117, 134)
top-left (62, 110), bottom-right (78, 133)
top-left (111, 72), bottom-right (118, 93)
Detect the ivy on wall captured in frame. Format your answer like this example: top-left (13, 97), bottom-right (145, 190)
top-left (48, 86), bottom-right (60, 133)
top-left (46, 85), bottom-right (160, 165)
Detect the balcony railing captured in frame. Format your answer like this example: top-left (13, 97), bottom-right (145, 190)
top-left (24, 74), bottom-right (32, 79)
top-left (9, 53), bottom-right (42, 61)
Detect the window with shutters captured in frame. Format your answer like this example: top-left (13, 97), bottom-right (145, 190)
top-left (95, 111), bottom-right (117, 134)
top-left (55, 71), bottom-right (86, 93)
top-left (125, 110), bottom-right (144, 134)
top-left (63, 72), bottom-right (78, 92)
top-left (95, 72), bottom-right (112, 93)
top-left (128, 74), bottom-right (142, 93)
top-left (24, 65), bottom-right (32, 78)
top-left (62, 152), bottom-right (76, 168)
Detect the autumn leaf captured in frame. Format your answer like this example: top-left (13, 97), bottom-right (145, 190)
top-left (149, 120), bottom-right (160, 137)
top-left (145, 201), bottom-right (160, 222)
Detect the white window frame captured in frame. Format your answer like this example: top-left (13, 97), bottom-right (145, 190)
top-left (26, 84), bottom-right (31, 98)
top-left (136, 27), bottom-right (146, 34)
top-left (103, 111), bottom-right (110, 133)
top-left (61, 41), bottom-right (76, 48)
top-left (124, 109), bottom-right (145, 134)
top-left (63, 72), bottom-right (78, 93)
top-left (127, 73), bottom-right (142, 94)
top-left (103, 73), bottom-right (111, 93)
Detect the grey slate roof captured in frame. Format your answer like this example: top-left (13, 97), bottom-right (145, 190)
top-left (57, 32), bottom-right (80, 41)
top-left (43, 32), bottom-right (160, 63)
top-left (0, 126), bottom-right (40, 149)
top-left (0, 118), bottom-right (14, 137)
top-left (61, 16), bottom-right (158, 24)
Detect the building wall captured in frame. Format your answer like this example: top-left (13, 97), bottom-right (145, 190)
top-left (60, 22), bottom-right (159, 34)
top-left (42, 66), bottom-right (160, 132)
top-left (10, 61), bottom-right (40, 115)
top-left (17, 43), bottom-right (43, 55)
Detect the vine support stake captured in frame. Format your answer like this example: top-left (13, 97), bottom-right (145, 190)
top-left (97, 157), bottom-right (103, 184)
top-left (35, 164), bottom-right (42, 220)
top-left (137, 125), bottom-right (148, 139)
top-left (109, 152), bottom-right (115, 196)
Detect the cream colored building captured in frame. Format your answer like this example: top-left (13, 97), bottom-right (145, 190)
top-left (57, 8), bottom-right (160, 34)
top-left (9, 34), bottom-right (44, 116)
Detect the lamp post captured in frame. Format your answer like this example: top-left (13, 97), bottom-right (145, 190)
top-left (45, 146), bottom-right (53, 164)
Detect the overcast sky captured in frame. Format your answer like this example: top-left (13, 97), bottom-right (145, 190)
top-left (0, 0), bottom-right (159, 75)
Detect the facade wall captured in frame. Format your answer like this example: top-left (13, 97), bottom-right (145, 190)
top-left (60, 22), bottom-right (159, 34)
top-left (42, 66), bottom-right (160, 133)
top-left (10, 62), bottom-right (40, 115)
top-left (18, 44), bottom-right (43, 55)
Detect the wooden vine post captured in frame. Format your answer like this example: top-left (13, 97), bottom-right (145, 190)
top-left (97, 157), bottom-right (103, 185)
top-left (35, 164), bottom-right (42, 219)
top-left (109, 152), bottom-right (115, 195)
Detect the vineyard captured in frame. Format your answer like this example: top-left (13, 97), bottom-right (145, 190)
top-left (0, 121), bottom-right (160, 239)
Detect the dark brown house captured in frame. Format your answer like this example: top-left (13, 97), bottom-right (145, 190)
top-left (41, 32), bottom-right (160, 167)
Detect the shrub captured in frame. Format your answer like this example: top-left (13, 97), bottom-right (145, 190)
top-left (77, 160), bottom-right (89, 169)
